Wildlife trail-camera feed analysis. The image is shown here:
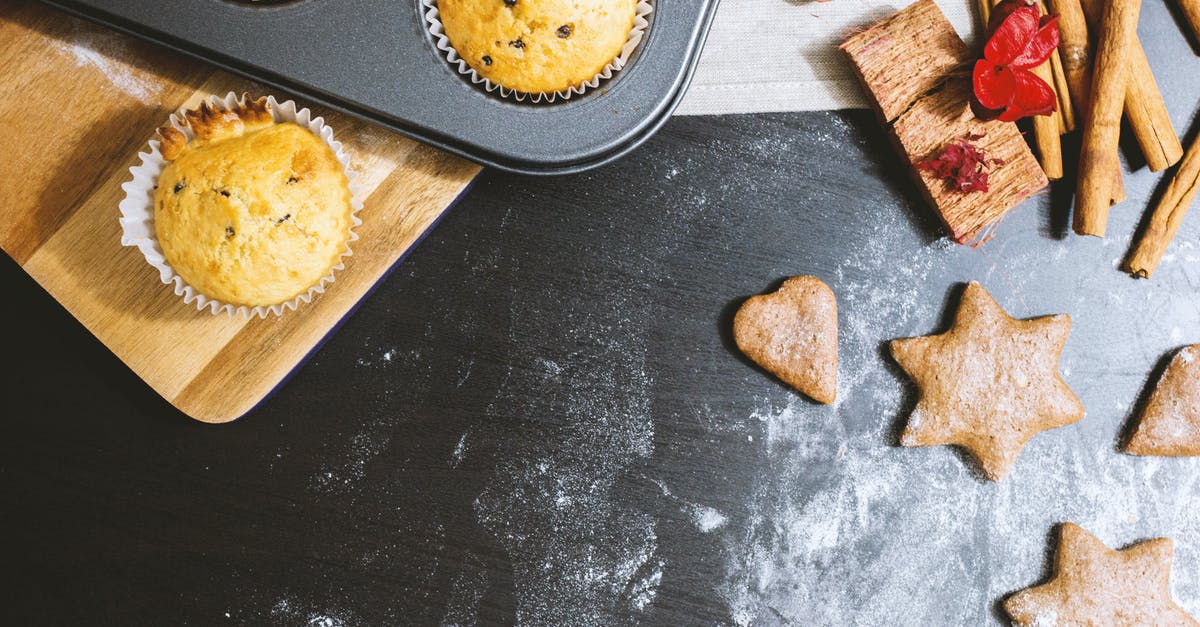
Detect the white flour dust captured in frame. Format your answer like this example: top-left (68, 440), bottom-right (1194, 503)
top-left (51, 25), bottom-right (161, 100)
top-left (268, 596), bottom-right (356, 627)
top-left (720, 399), bottom-right (1200, 625)
top-left (651, 477), bottom-right (731, 534)
top-left (309, 428), bottom-right (391, 494)
top-left (692, 505), bottom-right (729, 534)
top-left (712, 209), bottom-right (1200, 625)
top-left (451, 282), bottom-right (663, 625)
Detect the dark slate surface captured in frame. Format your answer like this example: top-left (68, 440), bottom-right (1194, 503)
top-left (4, 3), bottom-right (1200, 623)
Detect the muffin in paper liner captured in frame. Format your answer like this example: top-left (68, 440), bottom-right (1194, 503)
top-left (422, 0), bottom-right (652, 103)
top-left (118, 92), bottom-right (363, 318)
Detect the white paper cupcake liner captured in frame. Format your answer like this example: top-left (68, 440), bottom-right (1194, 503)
top-left (422, 0), bottom-right (652, 103)
top-left (118, 92), bottom-right (364, 318)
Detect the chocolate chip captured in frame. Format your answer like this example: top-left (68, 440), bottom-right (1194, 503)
top-left (503, 0), bottom-right (515, 6)
top-left (275, 214), bottom-right (291, 225)
top-left (173, 182), bottom-right (186, 194)
top-left (509, 39), bottom-right (525, 49)
top-left (286, 176), bottom-right (298, 184)
top-left (557, 24), bottom-right (572, 38)
top-left (225, 225), bottom-right (235, 238)
top-left (218, 190), bottom-right (230, 197)
top-left (482, 55), bottom-right (493, 66)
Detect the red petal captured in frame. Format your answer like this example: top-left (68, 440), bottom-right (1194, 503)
top-left (1009, 15), bottom-right (1060, 69)
top-left (973, 60), bottom-right (1016, 110)
top-left (984, 5), bottom-right (1039, 65)
top-left (998, 69), bottom-right (1056, 121)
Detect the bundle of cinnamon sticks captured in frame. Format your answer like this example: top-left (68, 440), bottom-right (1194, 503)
top-left (981, 0), bottom-right (1200, 278)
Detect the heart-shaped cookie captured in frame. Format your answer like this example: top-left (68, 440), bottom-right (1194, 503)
top-left (733, 276), bottom-right (837, 404)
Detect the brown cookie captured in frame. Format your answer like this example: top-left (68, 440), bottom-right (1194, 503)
top-left (733, 276), bottom-right (837, 404)
top-left (890, 282), bottom-right (1084, 481)
top-left (1005, 523), bottom-right (1198, 626)
top-left (1126, 345), bottom-right (1200, 456)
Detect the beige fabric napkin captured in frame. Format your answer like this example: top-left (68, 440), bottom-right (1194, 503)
top-left (676, 0), bottom-right (980, 115)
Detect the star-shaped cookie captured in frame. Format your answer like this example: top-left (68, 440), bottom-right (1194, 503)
top-left (1005, 523), bottom-right (1199, 626)
top-left (1126, 344), bottom-right (1200, 456)
top-left (890, 282), bottom-right (1084, 480)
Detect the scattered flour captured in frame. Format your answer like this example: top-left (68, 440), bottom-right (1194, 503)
top-left (451, 274), bottom-right (664, 624)
top-left (52, 25), bottom-right (161, 100)
top-left (713, 203), bottom-right (1200, 625)
top-left (450, 432), bottom-right (469, 468)
top-left (691, 505), bottom-right (729, 534)
top-left (309, 428), bottom-right (391, 494)
top-left (628, 561), bottom-right (664, 611)
top-left (719, 394), bottom-right (1200, 625)
top-left (268, 597), bottom-right (356, 627)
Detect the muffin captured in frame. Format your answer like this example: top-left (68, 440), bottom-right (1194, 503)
top-left (152, 96), bottom-right (354, 309)
top-left (437, 0), bottom-right (639, 95)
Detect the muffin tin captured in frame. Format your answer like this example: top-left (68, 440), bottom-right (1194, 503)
top-left (38, 0), bottom-right (720, 174)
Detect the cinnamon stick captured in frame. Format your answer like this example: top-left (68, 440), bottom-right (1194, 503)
top-left (1048, 0), bottom-right (1125, 203)
top-left (1074, 0), bottom-right (1139, 237)
top-left (1173, 0), bottom-right (1200, 47)
top-left (1049, 51), bottom-right (1074, 133)
top-left (1035, 0), bottom-right (1075, 134)
top-left (1031, 60), bottom-right (1064, 179)
top-left (977, 0), bottom-right (992, 30)
top-left (1126, 134), bottom-right (1200, 277)
top-left (1079, 0), bottom-right (1183, 172)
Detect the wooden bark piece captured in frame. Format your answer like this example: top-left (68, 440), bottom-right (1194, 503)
top-left (1126, 345), bottom-right (1200, 456)
top-left (839, 0), bottom-right (971, 123)
top-left (841, 0), bottom-right (1048, 243)
top-left (893, 81), bottom-right (1048, 243)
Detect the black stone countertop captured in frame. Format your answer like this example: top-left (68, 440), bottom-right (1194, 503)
top-left (5, 2), bottom-right (1200, 623)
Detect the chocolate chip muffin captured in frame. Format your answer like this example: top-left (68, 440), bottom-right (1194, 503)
top-left (438, 0), bottom-right (639, 94)
top-left (153, 97), bottom-right (354, 308)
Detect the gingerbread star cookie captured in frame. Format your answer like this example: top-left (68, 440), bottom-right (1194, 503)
top-left (1005, 523), bottom-right (1199, 626)
top-left (890, 282), bottom-right (1084, 480)
top-left (1126, 345), bottom-right (1200, 456)
top-left (733, 276), bottom-right (837, 404)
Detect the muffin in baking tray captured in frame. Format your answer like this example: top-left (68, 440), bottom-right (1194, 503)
top-left (437, 0), bottom-right (640, 95)
top-left (153, 96), bottom-right (354, 309)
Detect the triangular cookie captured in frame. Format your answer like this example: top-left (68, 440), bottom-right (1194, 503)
top-left (1127, 345), bottom-right (1200, 456)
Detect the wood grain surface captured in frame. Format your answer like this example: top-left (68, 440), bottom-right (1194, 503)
top-left (0, 0), bottom-right (481, 423)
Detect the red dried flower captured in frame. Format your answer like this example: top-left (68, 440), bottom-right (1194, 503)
top-left (917, 134), bottom-right (1005, 193)
top-left (972, 3), bottom-right (1059, 122)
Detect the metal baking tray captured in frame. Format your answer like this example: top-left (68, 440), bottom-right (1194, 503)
top-left (36, 0), bottom-right (718, 175)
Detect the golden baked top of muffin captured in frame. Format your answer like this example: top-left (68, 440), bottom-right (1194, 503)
top-left (439, 0), bottom-right (638, 95)
top-left (154, 98), bottom-right (353, 308)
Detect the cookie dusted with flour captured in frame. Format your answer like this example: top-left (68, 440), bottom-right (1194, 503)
top-left (1126, 345), bottom-right (1200, 456)
top-left (889, 282), bottom-right (1084, 481)
top-left (733, 276), bottom-right (837, 404)
top-left (1005, 523), bottom-right (1199, 626)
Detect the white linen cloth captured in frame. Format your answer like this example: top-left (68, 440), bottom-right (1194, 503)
top-left (676, 0), bottom-right (979, 114)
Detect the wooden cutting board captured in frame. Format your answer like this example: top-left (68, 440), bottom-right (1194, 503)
top-left (0, 1), bottom-right (483, 423)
